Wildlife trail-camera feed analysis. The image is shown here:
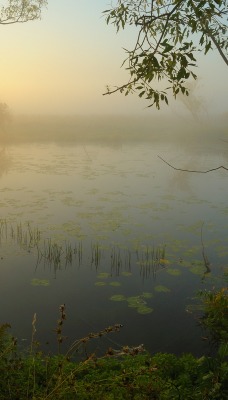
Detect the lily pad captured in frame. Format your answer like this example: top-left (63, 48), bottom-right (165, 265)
top-left (110, 294), bottom-right (126, 302)
top-left (121, 271), bottom-right (132, 277)
top-left (109, 281), bottom-right (121, 287)
top-left (127, 296), bottom-right (146, 307)
top-left (137, 306), bottom-right (153, 315)
top-left (95, 281), bottom-right (106, 286)
top-left (154, 285), bottom-right (170, 293)
top-left (31, 279), bottom-right (49, 287)
top-left (189, 265), bottom-right (205, 275)
top-left (127, 296), bottom-right (144, 308)
top-left (166, 268), bottom-right (182, 276)
top-left (142, 292), bottom-right (153, 299)
top-left (97, 272), bottom-right (109, 279)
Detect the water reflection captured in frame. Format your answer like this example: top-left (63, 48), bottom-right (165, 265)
top-left (0, 148), bottom-right (11, 177)
top-left (0, 115), bottom-right (227, 357)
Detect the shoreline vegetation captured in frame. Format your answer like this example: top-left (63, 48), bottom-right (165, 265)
top-left (0, 287), bottom-right (227, 399)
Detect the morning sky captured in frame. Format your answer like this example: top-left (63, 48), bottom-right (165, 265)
top-left (0, 0), bottom-right (227, 116)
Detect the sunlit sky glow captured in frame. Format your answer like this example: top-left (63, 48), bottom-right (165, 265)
top-left (0, 0), bottom-right (227, 115)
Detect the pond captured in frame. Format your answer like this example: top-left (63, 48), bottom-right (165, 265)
top-left (0, 115), bottom-right (227, 357)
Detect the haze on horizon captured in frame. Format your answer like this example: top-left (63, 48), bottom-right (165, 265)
top-left (0, 0), bottom-right (227, 117)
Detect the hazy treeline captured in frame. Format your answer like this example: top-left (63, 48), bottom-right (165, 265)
top-left (0, 113), bottom-right (227, 146)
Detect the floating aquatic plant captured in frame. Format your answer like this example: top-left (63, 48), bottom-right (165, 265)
top-left (154, 285), bottom-right (170, 293)
top-left (126, 293), bottom-right (153, 314)
top-left (31, 279), bottom-right (49, 286)
top-left (109, 281), bottom-right (121, 287)
top-left (97, 272), bottom-right (109, 279)
top-left (189, 265), bottom-right (205, 275)
top-left (110, 294), bottom-right (126, 302)
top-left (95, 282), bottom-right (106, 286)
top-left (121, 271), bottom-right (132, 277)
top-left (166, 268), bottom-right (182, 276)
top-left (127, 296), bottom-right (144, 308)
top-left (109, 291), bottom-right (154, 315)
top-left (137, 306), bottom-right (153, 314)
top-left (142, 292), bottom-right (153, 299)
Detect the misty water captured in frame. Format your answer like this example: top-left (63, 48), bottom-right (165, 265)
top-left (0, 115), bottom-right (227, 357)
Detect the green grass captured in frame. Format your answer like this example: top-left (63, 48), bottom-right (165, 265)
top-left (0, 340), bottom-right (227, 399)
top-left (0, 288), bottom-right (227, 399)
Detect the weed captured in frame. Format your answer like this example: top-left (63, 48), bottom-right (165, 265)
top-left (0, 289), bottom-right (227, 399)
top-left (199, 287), bottom-right (228, 345)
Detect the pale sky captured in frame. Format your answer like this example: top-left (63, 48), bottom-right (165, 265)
top-left (0, 0), bottom-right (227, 115)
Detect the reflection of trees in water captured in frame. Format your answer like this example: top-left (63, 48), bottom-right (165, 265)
top-left (0, 103), bottom-right (11, 132)
top-left (217, 139), bottom-right (228, 167)
top-left (0, 148), bottom-right (11, 177)
top-left (165, 142), bottom-right (228, 193)
top-left (167, 159), bottom-right (194, 194)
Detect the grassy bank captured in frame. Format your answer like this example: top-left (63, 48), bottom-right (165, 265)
top-left (0, 288), bottom-right (227, 400)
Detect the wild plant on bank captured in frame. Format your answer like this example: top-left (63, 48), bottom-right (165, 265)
top-left (0, 283), bottom-right (227, 398)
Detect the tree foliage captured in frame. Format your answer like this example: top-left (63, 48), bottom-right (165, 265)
top-left (103, 0), bottom-right (228, 109)
top-left (0, 0), bottom-right (47, 24)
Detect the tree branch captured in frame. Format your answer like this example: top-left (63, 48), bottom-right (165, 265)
top-left (158, 155), bottom-right (228, 173)
top-left (208, 30), bottom-right (228, 66)
top-left (103, 79), bottom-right (137, 96)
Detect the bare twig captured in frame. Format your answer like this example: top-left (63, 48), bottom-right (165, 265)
top-left (158, 155), bottom-right (228, 173)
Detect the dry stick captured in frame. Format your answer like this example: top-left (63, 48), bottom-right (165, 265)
top-left (158, 155), bottom-right (228, 173)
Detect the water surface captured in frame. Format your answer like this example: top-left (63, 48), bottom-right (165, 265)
top-left (0, 116), bottom-right (227, 357)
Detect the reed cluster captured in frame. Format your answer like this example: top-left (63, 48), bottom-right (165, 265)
top-left (0, 219), bottom-right (168, 279)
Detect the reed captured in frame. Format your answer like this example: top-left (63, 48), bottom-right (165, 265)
top-left (64, 241), bottom-right (73, 265)
top-left (36, 238), bottom-right (85, 270)
top-left (73, 241), bottom-right (83, 265)
top-left (27, 222), bottom-right (41, 247)
top-left (136, 244), bottom-right (167, 279)
top-left (40, 239), bottom-right (63, 269)
top-left (0, 219), bottom-right (7, 242)
top-left (110, 246), bottom-right (123, 273)
top-left (91, 243), bottom-right (102, 268)
top-left (0, 220), bottom-right (42, 251)
top-left (124, 249), bottom-right (131, 270)
top-left (0, 219), bottom-right (167, 281)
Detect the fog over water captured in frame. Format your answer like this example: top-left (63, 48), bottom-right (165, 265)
top-left (0, 0), bottom-right (227, 360)
top-left (1, 112), bottom-right (228, 142)
top-left (0, 113), bottom-right (227, 356)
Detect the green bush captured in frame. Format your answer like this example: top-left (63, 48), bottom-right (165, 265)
top-left (199, 287), bottom-right (228, 344)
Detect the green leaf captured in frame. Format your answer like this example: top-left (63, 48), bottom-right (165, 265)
top-left (137, 306), bottom-right (153, 314)
top-left (166, 268), bottom-right (182, 276)
top-left (205, 41), bottom-right (212, 54)
top-left (110, 294), bottom-right (126, 302)
top-left (95, 281), bottom-right (106, 286)
top-left (177, 67), bottom-right (186, 80)
top-left (218, 342), bottom-right (228, 358)
top-left (162, 44), bottom-right (174, 54)
top-left (31, 279), bottom-right (49, 287)
top-left (154, 285), bottom-right (170, 293)
top-left (139, 90), bottom-right (145, 98)
top-left (199, 35), bottom-right (204, 46)
top-left (109, 281), bottom-right (121, 287)
top-left (186, 52), bottom-right (196, 61)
